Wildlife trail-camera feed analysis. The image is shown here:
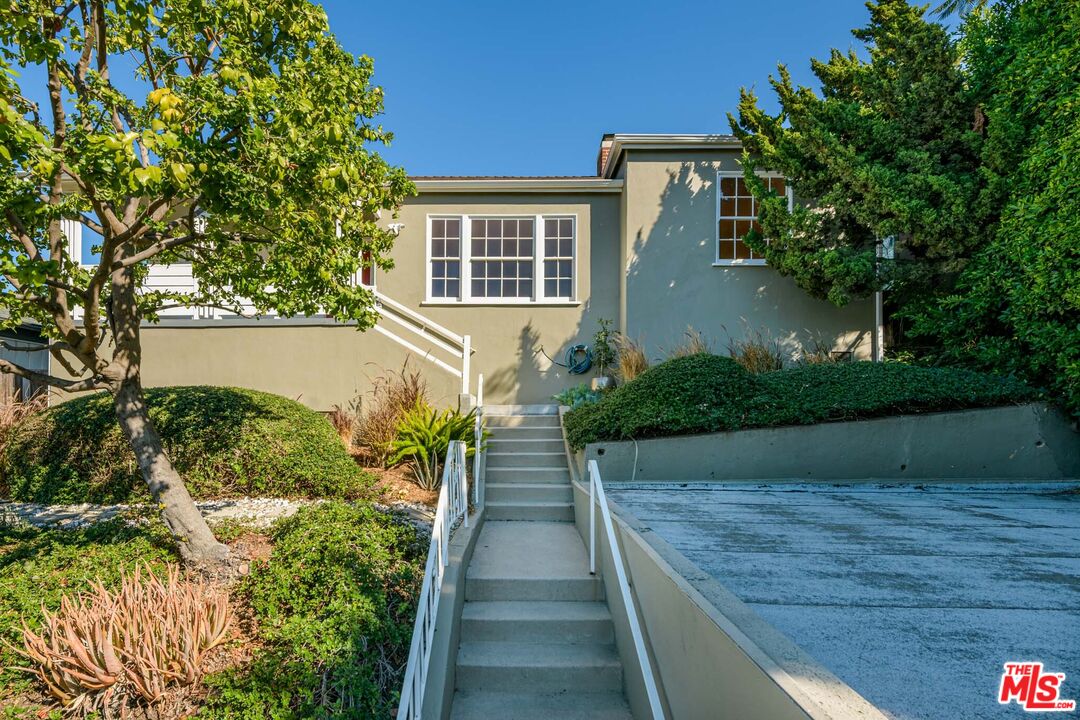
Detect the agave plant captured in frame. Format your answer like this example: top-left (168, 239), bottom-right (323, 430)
top-left (388, 400), bottom-right (485, 490)
top-left (8, 564), bottom-right (231, 717)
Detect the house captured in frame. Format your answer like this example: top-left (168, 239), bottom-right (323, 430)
top-left (0, 312), bottom-right (48, 401)
top-left (51, 134), bottom-right (876, 409)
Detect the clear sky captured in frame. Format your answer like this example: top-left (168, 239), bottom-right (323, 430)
top-left (323, 0), bottom-right (878, 177)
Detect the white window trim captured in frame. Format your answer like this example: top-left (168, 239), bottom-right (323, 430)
top-left (424, 213), bottom-right (579, 305)
top-left (714, 171), bottom-right (794, 267)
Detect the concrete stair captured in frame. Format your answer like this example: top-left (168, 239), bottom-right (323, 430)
top-left (449, 407), bottom-right (632, 719)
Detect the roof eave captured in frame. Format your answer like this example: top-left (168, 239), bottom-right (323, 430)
top-left (412, 178), bottom-right (625, 194)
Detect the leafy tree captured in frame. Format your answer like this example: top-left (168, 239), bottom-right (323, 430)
top-left (0, 1), bottom-right (412, 564)
top-left (908, 0), bottom-right (1080, 416)
top-left (728, 0), bottom-right (985, 307)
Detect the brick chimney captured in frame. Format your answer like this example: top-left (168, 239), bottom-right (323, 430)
top-left (596, 134), bottom-right (614, 176)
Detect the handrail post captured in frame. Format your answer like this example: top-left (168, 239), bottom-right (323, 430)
top-left (589, 467), bottom-right (596, 575)
top-left (473, 374), bottom-right (485, 509)
top-left (460, 441), bottom-right (469, 528)
top-left (461, 334), bottom-right (471, 396)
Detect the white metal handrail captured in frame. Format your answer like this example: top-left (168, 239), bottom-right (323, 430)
top-left (372, 290), bottom-right (476, 396)
top-left (397, 440), bottom-right (469, 720)
top-left (588, 459), bottom-right (666, 720)
top-left (472, 374), bottom-right (486, 509)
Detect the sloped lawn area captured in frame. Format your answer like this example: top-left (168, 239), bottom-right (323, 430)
top-left (565, 355), bottom-right (1037, 448)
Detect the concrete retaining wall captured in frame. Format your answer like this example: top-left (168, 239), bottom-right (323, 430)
top-left (584, 403), bottom-right (1079, 483)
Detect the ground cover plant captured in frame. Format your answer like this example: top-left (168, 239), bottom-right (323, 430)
top-left (1, 501), bottom-right (425, 719)
top-left (564, 353), bottom-right (1036, 448)
top-left (0, 386), bottom-right (374, 504)
top-left (0, 519), bottom-right (177, 714)
top-left (201, 502), bottom-right (424, 720)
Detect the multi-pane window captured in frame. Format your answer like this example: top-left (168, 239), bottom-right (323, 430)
top-left (471, 218), bottom-right (534, 299)
top-left (543, 218), bottom-right (574, 299)
top-left (716, 173), bottom-right (789, 265)
top-left (428, 214), bottom-right (575, 302)
top-left (430, 217), bottom-right (461, 298)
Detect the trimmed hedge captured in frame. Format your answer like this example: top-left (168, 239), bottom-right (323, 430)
top-left (565, 355), bottom-right (1037, 448)
top-left (0, 386), bottom-right (374, 504)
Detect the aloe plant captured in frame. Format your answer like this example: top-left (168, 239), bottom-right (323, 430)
top-left (388, 401), bottom-right (485, 490)
top-left (9, 563), bottom-right (231, 717)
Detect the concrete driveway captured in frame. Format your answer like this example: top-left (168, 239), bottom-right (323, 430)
top-left (606, 482), bottom-right (1080, 720)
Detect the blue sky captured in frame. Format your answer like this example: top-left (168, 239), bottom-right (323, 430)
top-left (326, 0), bottom-right (878, 177)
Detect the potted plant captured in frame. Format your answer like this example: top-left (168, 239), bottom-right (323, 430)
top-left (592, 318), bottom-right (617, 390)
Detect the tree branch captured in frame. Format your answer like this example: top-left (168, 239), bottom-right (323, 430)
top-left (0, 358), bottom-right (106, 393)
top-left (117, 233), bottom-right (197, 268)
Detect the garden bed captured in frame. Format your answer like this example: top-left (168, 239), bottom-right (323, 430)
top-left (0, 501), bottom-right (423, 720)
top-left (565, 355), bottom-right (1038, 449)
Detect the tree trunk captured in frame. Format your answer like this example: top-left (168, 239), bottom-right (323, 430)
top-left (113, 373), bottom-right (229, 566)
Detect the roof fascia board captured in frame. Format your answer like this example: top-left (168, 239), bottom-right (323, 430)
top-left (413, 178), bottom-right (624, 193)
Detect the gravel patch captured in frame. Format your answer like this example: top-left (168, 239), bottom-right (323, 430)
top-left (0, 497), bottom-right (435, 531)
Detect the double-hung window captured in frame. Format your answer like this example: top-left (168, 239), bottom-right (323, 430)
top-left (427, 214), bottom-right (576, 303)
top-left (715, 172), bottom-right (792, 266)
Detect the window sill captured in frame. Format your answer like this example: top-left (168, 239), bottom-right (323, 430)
top-left (713, 261), bottom-right (768, 267)
top-left (421, 300), bottom-right (582, 307)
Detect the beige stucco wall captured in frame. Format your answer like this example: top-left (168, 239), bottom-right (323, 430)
top-left (106, 191), bottom-right (622, 410)
top-left (619, 149), bottom-right (874, 359)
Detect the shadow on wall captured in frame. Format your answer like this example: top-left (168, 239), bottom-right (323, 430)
top-left (625, 161), bottom-right (869, 362)
top-left (485, 322), bottom-right (541, 400)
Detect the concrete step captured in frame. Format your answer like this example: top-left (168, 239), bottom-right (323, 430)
top-left (485, 414), bottom-right (562, 428)
top-left (484, 426), bottom-right (564, 440)
top-left (486, 483), bottom-right (573, 503)
top-left (483, 404), bottom-right (559, 416)
top-left (486, 452), bottom-right (567, 469)
top-left (450, 690), bottom-right (633, 720)
top-left (461, 601), bottom-right (613, 644)
top-left (456, 641), bottom-right (623, 693)
top-left (487, 438), bottom-right (565, 453)
top-left (485, 467), bottom-right (571, 485)
top-left (486, 501), bottom-right (574, 522)
top-left (466, 575), bottom-right (601, 601)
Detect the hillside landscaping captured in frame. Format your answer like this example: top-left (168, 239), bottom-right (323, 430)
top-left (0, 386), bottom-right (374, 505)
top-left (564, 354), bottom-right (1036, 449)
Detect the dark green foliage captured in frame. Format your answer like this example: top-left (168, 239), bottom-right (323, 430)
top-left (565, 357), bottom-right (1035, 448)
top-left (0, 520), bottom-right (177, 705)
top-left (907, 0), bottom-right (1080, 418)
top-left (564, 354), bottom-right (762, 448)
top-left (730, 0), bottom-right (984, 307)
top-left (0, 386), bottom-right (374, 504)
top-left (202, 502), bottom-right (424, 720)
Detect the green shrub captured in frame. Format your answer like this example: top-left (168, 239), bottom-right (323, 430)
top-left (565, 358), bottom-right (1036, 448)
top-left (202, 502), bottom-right (424, 720)
top-left (0, 519), bottom-right (177, 706)
top-left (553, 382), bottom-right (602, 409)
top-left (0, 386), bottom-right (374, 504)
top-left (565, 354), bottom-right (761, 448)
top-left (388, 401), bottom-right (480, 490)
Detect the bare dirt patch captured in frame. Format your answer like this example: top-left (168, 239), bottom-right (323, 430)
top-left (354, 454), bottom-right (437, 508)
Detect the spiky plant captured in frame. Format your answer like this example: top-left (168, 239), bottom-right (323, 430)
top-left (8, 564), bottom-right (231, 717)
top-left (388, 401), bottom-right (483, 491)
